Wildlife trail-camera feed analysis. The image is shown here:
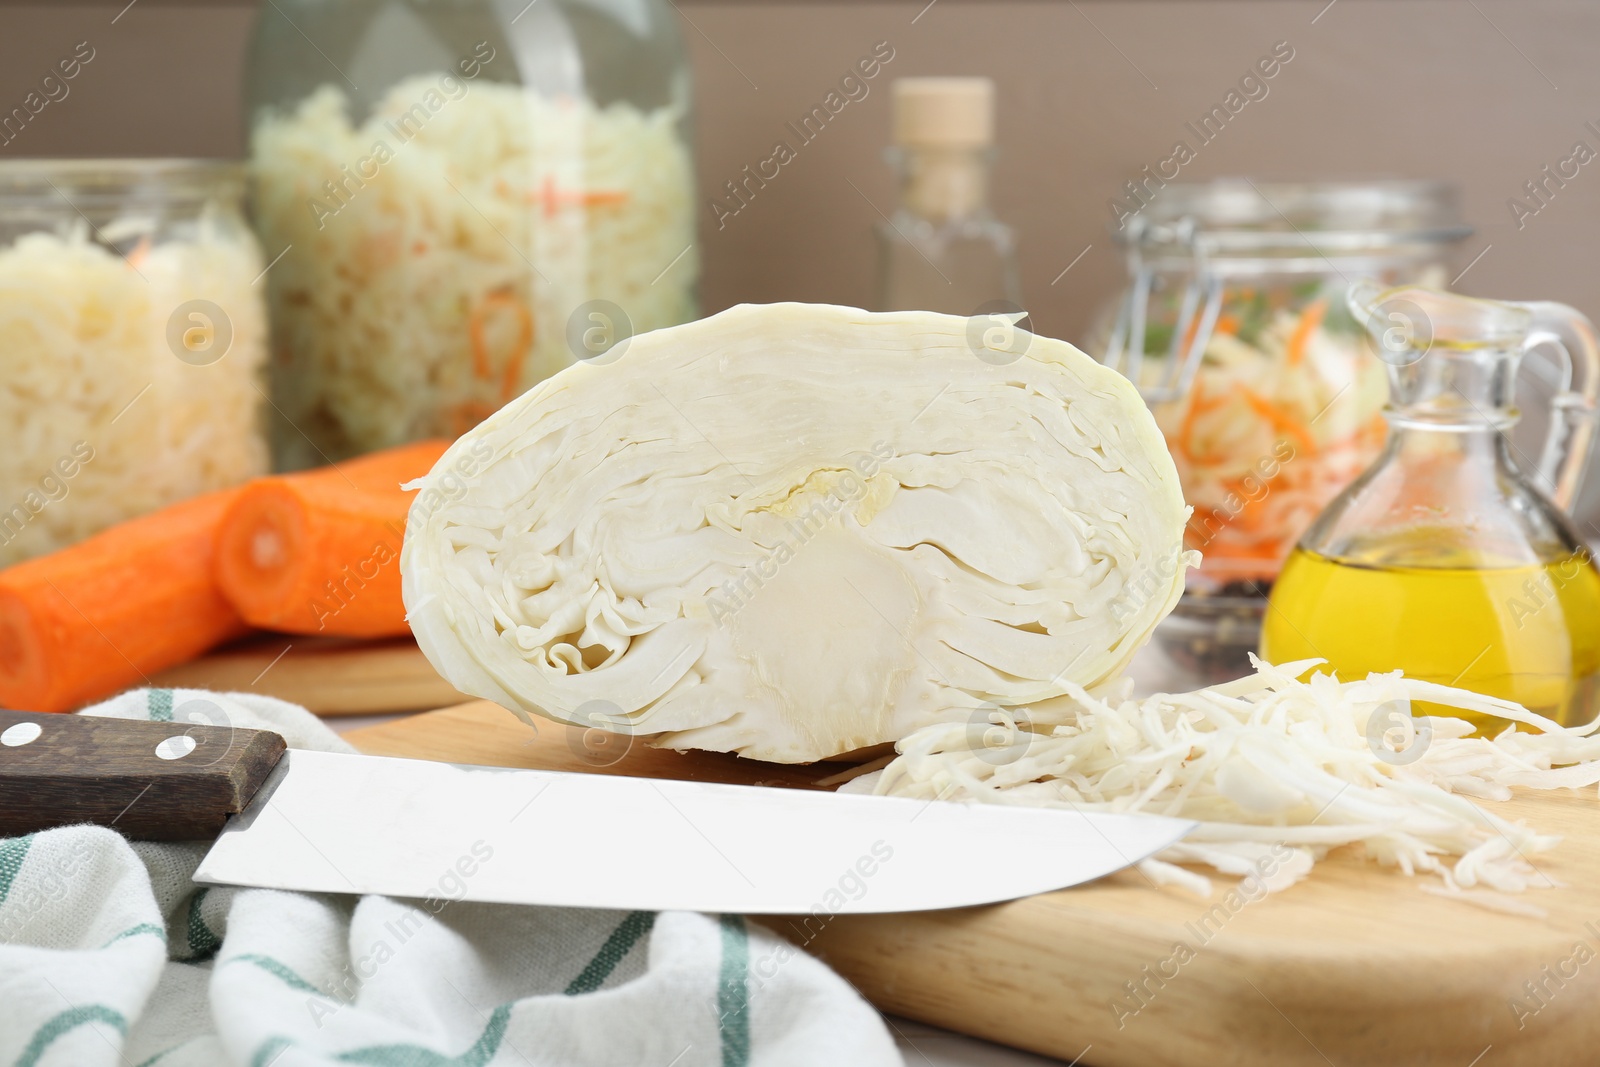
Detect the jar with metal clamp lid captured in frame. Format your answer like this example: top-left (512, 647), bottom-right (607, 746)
top-left (1087, 180), bottom-right (1470, 679)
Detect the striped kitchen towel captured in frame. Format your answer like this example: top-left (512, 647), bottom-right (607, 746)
top-left (0, 688), bottom-right (902, 1067)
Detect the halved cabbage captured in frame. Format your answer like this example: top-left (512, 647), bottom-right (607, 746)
top-left (401, 303), bottom-right (1191, 762)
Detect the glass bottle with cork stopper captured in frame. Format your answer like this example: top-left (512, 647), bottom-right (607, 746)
top-left (875, 77), bottom-right (1021, 315)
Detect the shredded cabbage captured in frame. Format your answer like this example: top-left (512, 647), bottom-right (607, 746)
top-left (0, 216), bottom-right (267, 565)
top-left (868, 655), bottom-right (1600, 897)
top-left (251, 79), bottom-right (697, 466)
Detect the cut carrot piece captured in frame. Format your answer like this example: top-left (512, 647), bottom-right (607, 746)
top-left (0, 489), bottom-right (249, 713)
top-left (215, 440), bottom-right (451, 638)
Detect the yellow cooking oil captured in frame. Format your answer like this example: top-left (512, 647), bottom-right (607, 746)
top-left (1261, 545), bottom-right (1600, 732)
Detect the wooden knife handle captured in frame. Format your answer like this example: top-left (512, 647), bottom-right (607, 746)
top-left (0, 709), bottom-right (287, 841)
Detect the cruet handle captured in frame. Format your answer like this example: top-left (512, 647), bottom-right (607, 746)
top-left (1521, 302), bottom-right (1600, 510)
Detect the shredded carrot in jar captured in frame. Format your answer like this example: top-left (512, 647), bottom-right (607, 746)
top-left (453, 291), bottom-right (537, 432)
top-left (1238, 387), bottom-right (1317, 455)
top-left (1285, 298), bottom-right (1327, 365)
top-left (126, 235), bottom-right (152, 272)
top-left (1143, 289), bottom-right (1387, 587)
top-left (525, 175), bottom-right (631, 218)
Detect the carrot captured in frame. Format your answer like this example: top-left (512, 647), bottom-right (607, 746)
top-left (1239, 387), bottom-right (1316, 455)
top-left (1171, 381), bottom-right (1234, 466)
top-left (126, 235), bottom-right (152, 273)
top-left (468, 291), bottom-right (535, 404)
top-left (215, 440), bottom-right (451, 638)
top-left (1212, 541), bottom-right (1288, 562)
top-left (455, 290), bottom-right (535, 434)
top-left (1179, 312), bottom-right (1238, 358)
top-left (0, 489), bottom-right (249, 713)
top-left (527, 175), bottom-right (630, 218)
top-left (1285, 298), bottom-right (1327, 366)
top-left (1172, 380), bottom-right (1208, 462)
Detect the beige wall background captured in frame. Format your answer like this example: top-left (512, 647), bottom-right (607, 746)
top-left (2, 0), bottom-right (1596, 344)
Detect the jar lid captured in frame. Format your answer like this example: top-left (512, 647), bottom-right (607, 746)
top-left (1116, 179), bottom-right (1472, 258)
top-left (892, 78), bottom-right (993, 148)
top-left (0, 158), bottom-right (246, 208)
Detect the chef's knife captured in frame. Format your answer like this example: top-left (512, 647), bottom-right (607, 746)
top-left (0, 710), bottom-right (1192, 914)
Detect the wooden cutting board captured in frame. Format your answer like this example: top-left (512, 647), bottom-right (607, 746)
top-left (151, 635), bottom-right (465, 715)
top-left (345, 701), bottom-right (1600, 1067)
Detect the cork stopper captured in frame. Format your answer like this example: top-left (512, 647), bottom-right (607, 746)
top-left (892, 77), bottom-right (994, 148)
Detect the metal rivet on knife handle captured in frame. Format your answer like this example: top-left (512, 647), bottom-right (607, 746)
top-left (0, 708), bottom-right (287, 841)
top-left (1, 721), bottom-right (42, 747)
top-left (156, 735), bottom-right (198, 761)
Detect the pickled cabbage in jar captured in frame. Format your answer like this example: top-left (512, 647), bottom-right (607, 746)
top-left (1089, 181), bottom-right (1468, 595)
top-left (250, 76), bottom-right (697, 467)
top-left (0, 160), bottom-right (268, 565)
top-left (1150, 281), bottom-right (1389, 590)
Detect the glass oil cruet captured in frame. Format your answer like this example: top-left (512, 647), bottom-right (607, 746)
top-left (1262, 283), bottom-right (1600, 730)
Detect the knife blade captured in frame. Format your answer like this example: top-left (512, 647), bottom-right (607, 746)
top-left (0, 710), bottom-right (1193, 913)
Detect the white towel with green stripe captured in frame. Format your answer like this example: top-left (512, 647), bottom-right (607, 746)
top-left (0, 688), bottom-right (904, 1067)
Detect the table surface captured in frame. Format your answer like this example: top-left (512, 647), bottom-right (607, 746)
top-left (890, 1019), bottom-right (1071, 1067)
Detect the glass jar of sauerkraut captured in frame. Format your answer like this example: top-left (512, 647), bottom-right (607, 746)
top-left (1087, 180), bottom-right (1469, 678)
top-left (245, 0), bottom-right (697, 468)
top-left (0, 159), bottom-right (268, 566)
